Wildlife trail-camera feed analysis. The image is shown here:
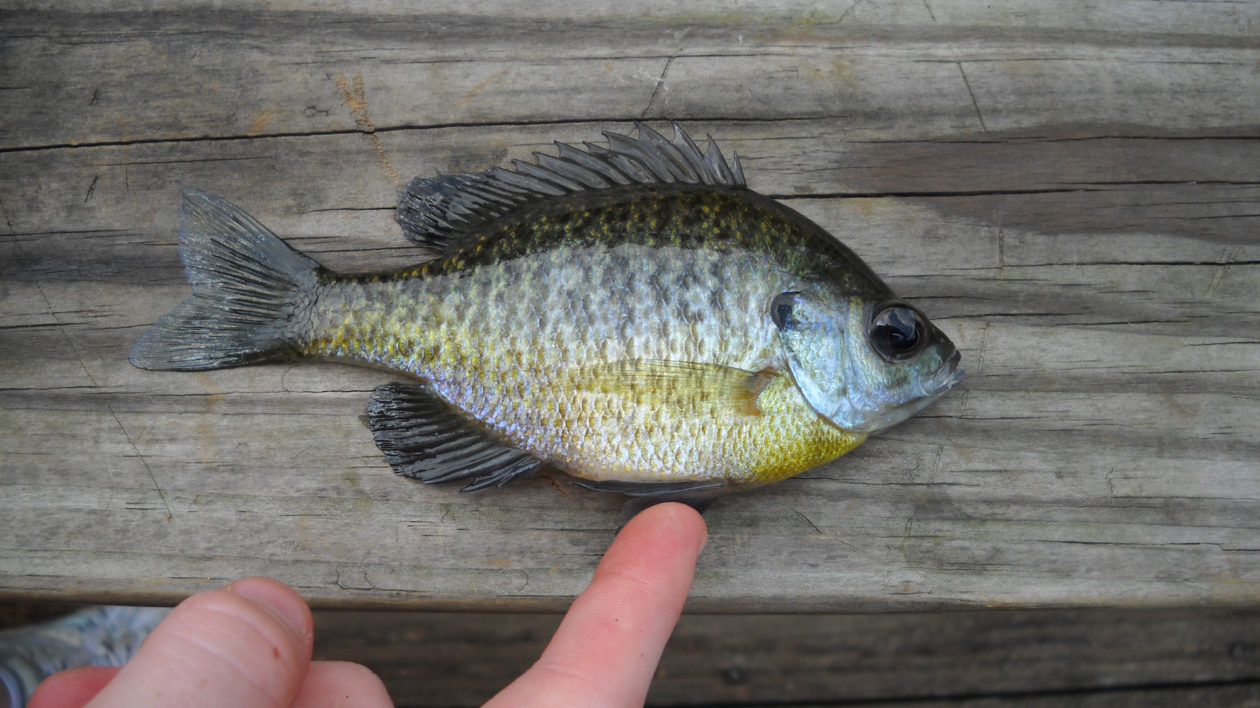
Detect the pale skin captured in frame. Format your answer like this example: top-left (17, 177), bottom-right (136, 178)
top-left (29, 503), bottom-right (708, 708)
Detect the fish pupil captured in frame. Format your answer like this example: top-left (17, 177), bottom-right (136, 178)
top-left (770, 291), bottom-right (802, 330)
top-left (870, 305), bottom-right (925, 361)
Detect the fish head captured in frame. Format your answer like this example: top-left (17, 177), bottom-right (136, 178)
top-left (771, 288), bottom-right (963, 433)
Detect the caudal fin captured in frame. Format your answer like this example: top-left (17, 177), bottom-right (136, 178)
top-left (130, 190), bottom-right (321, 371)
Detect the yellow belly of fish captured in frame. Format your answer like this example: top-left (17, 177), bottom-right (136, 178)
top-left (487, 370), bottom-right (866, 486)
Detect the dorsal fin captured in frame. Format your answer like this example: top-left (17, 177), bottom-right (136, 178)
top-left (395, 123), bottom-right (746, 253)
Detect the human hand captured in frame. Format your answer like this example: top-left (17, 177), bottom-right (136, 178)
top-left (29, 576), bottom-right (391, 708)
top-left (484, 501), bottom-right (707, 707)
top-left (30, 502), bottom-right (708, 707)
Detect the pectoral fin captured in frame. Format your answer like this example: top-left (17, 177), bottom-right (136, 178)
top-left (366, 382), bottom-right (540, 492)
top-left (569, 360), bottom-right (775, 417)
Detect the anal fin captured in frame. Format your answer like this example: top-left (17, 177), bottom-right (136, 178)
top-left (367, 382), bottom-right (540, 492)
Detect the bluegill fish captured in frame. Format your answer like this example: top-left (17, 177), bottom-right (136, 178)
top-left (131, 124), bottom-right (962, 508)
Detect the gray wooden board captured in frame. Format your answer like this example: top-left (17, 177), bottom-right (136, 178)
top-left (1, 6), bottom-right (1258, 613)
top-left (306, 607), bottom-right (1260, 706)
top-left (778, 686), bottom-right (1260, 708)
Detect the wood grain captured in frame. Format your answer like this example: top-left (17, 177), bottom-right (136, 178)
top-left (1, 4), bottom-right (1257, 619)
top-left (309, 607), bottom-right (1260, 706)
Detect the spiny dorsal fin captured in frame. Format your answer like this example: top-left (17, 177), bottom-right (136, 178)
top-left (395, 123), bottom-right (746, 253)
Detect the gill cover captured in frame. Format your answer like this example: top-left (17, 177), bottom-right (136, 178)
top-left (770, 290), bottom-right (856, 429)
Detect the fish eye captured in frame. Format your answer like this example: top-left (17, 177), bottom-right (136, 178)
top-left (770, 291), bottom-right (802, 330)
top-left (869, 304), bottom-right (927, 362)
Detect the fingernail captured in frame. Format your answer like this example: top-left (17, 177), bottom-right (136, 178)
top-left (225, 578), bottom-right (311, 643)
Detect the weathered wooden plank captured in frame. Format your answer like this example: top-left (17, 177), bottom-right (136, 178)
top-left (9, 0), bottom-right (1259, 35)
top-left (10, 0), bottom-right (1259, 36)
top-left (2, 131), bottom-right (1256, 610)
top-left (1, 601), bottom-right (1256, 706)
top-left (819, 685), bottom-right (1260, 708)
top-left (307, 607), bottom-right (1260, 706)
top-left (3, 9), bottom-right (1258, 150)
top-left (1, 5), bottom-right (1258, 617)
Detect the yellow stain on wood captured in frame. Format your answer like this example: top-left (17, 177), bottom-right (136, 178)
top-left (294, 514), bottom-right (313, 552)
top-left (193, 372), bottom-right (224, 465)
top-left (830, 57), bottom-right (858, 89)
top-left (249, 108), bottom-right (284, 135)
top-left (456, 68), bottom-right (510, 109)
top-left (335, 71), bottom-right (401, 185)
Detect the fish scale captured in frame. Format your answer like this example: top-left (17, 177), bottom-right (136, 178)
top-left (295, 188), bottom-right (862, 483)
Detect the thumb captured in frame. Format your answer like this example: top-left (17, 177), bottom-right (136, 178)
top-left (77, 578), bottom-right (313, 708)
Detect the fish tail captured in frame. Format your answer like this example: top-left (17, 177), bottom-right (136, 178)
top-left (130, 190), bottom-right (321, 371)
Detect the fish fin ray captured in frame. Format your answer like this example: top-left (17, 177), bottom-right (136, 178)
top-left (367, 382), bottom-right (541, 491)
top-left (394, 123), bottom-right (747, 252)
top-left (574, 479), bottom-right (727, 518)
top-left (575, 478), bottom-right (725, 498)
top-left (129, 190), bottom-right (319, 371)
top-left (569, 360), bottom-right (775, 417)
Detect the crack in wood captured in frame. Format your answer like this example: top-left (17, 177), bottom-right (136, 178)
top-left (956, 61), bottom-right (988, 132)
top-left (641, 55), bottom-right (676, 118)
top-left (83, 175), bottom-right (98, 204)
top-left (921, 0), bottom-right (938, 22)
top-left (6, 123), bottom-right (1257, 156)
top-left (794, 509), bottom-right (823, 535)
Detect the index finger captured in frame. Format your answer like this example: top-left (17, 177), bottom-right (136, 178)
top-left (485, 502), bottom-right (707, 708)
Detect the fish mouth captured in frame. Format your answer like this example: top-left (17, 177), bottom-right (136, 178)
top-left (930, 351), bottom-right (965, 394)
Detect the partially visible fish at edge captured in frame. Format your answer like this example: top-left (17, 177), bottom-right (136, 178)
top-left (131, 123), bottom-right (963, 511)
